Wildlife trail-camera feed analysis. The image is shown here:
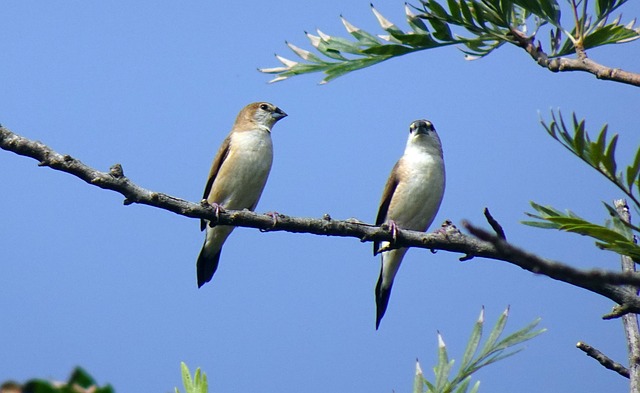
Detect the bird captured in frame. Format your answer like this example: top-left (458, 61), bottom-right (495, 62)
top-left (373, 119), bottom-right (445, 329)
top-left (196, 102), bottom-right (287, 288)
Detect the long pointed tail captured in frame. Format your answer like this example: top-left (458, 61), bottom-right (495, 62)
top-left (196, 244), bottom-right (222, 288)
top-left (375, 266), bottom-right (393, 330)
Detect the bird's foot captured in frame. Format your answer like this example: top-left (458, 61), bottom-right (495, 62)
top-left (266, 211), bottom-right (280, 227)
top-left (206, 203), bottom-right (226, 228)
top-left (212, 203), bottom-right (226, 220)
top-left (260, 211), bottom-right (281, 232)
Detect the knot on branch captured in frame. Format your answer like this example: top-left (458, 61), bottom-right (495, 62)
top-left (109, 163), bottom-right (124, 178)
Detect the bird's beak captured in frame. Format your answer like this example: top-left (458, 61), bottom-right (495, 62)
top-left (412, 121), bottom-right (430, 135)
top-left (415, 126), bottom-right (428, 135)
top-left (273, 107), bottom-right (288, 120)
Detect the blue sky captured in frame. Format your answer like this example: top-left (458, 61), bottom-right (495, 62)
top-left (2, 1), bottom-right (640, 392)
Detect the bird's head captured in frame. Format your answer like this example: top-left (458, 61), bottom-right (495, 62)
top-left (238, 102), bottom-right (287, 131)
top-left (407, 119), bottom-right (443, 155)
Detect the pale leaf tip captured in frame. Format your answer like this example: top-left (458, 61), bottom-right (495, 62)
top-left (415, 359), bottom-right (423, 376)
top-left (275, 55), bottom-right (298, 67)
top-left (437, 332), bottom-right (446, 348)
top-left (404, 3), bottom-right (415, 17)
top-left (306, 32), bottom-right (321, 48)
top-left (258, 66), bottom-right (288, 73)
top-left (341, 16), bottom-right (358, 33)
top-left (317, 29), bottom-right (331, 41)
top-left (268, 76), bottom-right (289, 83)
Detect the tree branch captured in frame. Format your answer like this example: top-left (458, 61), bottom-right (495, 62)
top-left (3, 125), bottom-right (640, 315)
top-left (614, 200), bottom-right (640, 390)
top-left (462, 221), bottom-right (640, 318)
top-left (576, 341), bottom-right (630, 378)
top-left (509, 29), bottom-right (640, 87)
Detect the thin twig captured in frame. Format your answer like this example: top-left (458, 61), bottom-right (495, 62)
top-left (576, 341), bottom-right (630, 378)
top-left (483, 208), bottom-right (506, 239)
top-left (3, 125), bottom-right (640, 314)
top-left (508, 28), bottom-right (640, 87)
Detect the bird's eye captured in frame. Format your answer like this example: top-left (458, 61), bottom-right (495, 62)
top-left (260, 104), bottom-right (269, 111)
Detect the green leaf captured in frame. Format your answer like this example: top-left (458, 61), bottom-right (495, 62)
top-left (459, 0), bottom-right (475, 25)
top-left (573, 118), bottom-right (585, 156)
top-left (427, 0), bottom-right (450, 19)
top-left (447, 0), bottom-right (463, 21)
top-left (512, 0), bottom-right (561, 25)
top-left (461, 308), bottom-right (484, 369)
top-left (428, 16), bottom-right (454, 41)
top-left (371, 5), bottom-right (405, 36)
top-left (626, 146), bottom-right (640, 190)
top-left (362, 44), bottom-right (415, 56)
top-left (524, 199), bottom-right (640, 260)
top-left (583, 24), bottom-right (640, 49)
top-left (593, 124), bottom-right (608, 163)
top-left (481, 307), bottom-right (508, 354)
top-left (471, 1), bottom-right (488, 28)
top-left (405, 5), bottom-right (430, 34)
top-left (341, 16), bottom-right (380, 45)
top-left (180, 362), bottom-right (193, 393)
top-left (413, 361), bottom-right (425, 393)
top-left (434, 332), bottom-right (452, 390)
top-left (454, 376), bottom-right (473, 393)
top-left (603, 133), bottom-right (619, 177)
top-left (521, 219), bottom-right (561, 229)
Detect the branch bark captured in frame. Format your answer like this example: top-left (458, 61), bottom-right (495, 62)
top-left (509, 29), bottom-right (640, 87)
top-left (2, 125), bottom-right (640, 316)
top-left (615, 200), bottom-right (640, 391)
top-left (576, 341), bottom-right (630, 378)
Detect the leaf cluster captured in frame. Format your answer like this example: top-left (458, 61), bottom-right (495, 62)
top-left (260, 0), bottom-right (639, 83)
top-left (524, 110), bottom-right (640, 260)
top-left (175, 362), bottom-right (208, 393)
top-left (414, 307), bottom-right (544, 393)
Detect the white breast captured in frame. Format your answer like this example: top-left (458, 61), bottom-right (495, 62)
top-left (212, 129), bottom-right (273, 210)
top-left (386, 151), bottom-right (445, 231)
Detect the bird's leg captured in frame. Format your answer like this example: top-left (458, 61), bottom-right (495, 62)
top-left (378, 220), bottom-right (399, 253)
top-left (205, 202), bottom-right (226, 228)
top-left (388, 219), bottom-right (398, 243)
top-left (212, 203), bottom-right (226, 220)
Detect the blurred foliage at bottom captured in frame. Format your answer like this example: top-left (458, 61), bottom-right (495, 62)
top-left (1, 367), bottom-right (113, 393)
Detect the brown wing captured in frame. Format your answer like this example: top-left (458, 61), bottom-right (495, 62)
top-left (374, 161), bottom-right (400, 255)
top-left (200, 135), bottom-right (231, 231)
